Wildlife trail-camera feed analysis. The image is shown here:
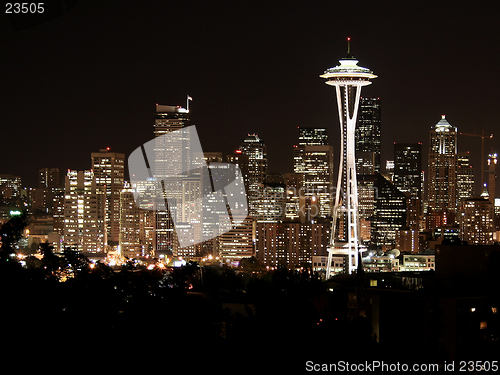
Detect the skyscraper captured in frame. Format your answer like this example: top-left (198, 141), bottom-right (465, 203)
top-left (293, 128), bottom-right (334, 219)
top-left (356, 97), bottom-right (381, 174)
top-left (320, 39), bottom-right (377, 275)
top-left (91, 148), bottom-right (125, 246)
top-left (488, 153), bottom-right (497, 203)
top-left (459, 196), bottom-right (495, 245)
top-left (218, 216), bottom-right (254, 265)
top-left (0, 174), bottom-right (23, 222)
top-left (394, 143), bottom-right (422, 229)
top-left (240, 134), bottom-right (267, 218)
top-left (39, 168), bottom-right (61, 189)
top-left (370, 173), bottom-right (408, 249)
top-left (240, 134), bottom-right (267, 187)
top-left (456, 151), bottom-right (475, 205)
top-left (298, 127), bottom-right (328, 146)
top-left (151, 104), bottom-right (190, 257)
top-left (119, 183), bottom-right (154, 258)
top-left (30, 168), bottom-right (61, 215)
top-left (393, 143), bottom-right (422, 201)
top-left (427, 115), bottom-right (457, 229)
top-left (63, 170), bottom-right (105, 253)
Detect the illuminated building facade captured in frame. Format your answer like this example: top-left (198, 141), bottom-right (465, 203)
top-left (226, 152), bottom-right (250, 191)
top-left (459, 196), bottom-right (495, 245)
top-left (256, 221), bottom-right (330, 268)
top-left (39, 168), bottom-right (61, 189)
top-left (399, 254), bottom-right (435, 271)
top-left (63, 170), bottom-right (105, 253)
top-left (393, 143), bottom-right (422, 229)
top-left (240, 134), bottom-right (267, 218)
top-left (393, 143), bottom-right (422, 201)
top-left (427, 115), bottom-right (457, 229)
top-left (32, 168), bottom-right (63, 222)
top-left (320, 40), bottom-right (377, 275)
top-left (254, 182), bottom-right (286, 222)
top-left (371, 173), bottom-right (409, 249)
top-left (456, 152), bottom-right (475, 206)
top-left (119, 184), bottom-right (154, 258)
top-left (151, 104), bottom-right (191, 257)
top-left (283, 172), bottom-right (303, 220)
top-left (293, 136), bottom-right (334, 219)
top-left (218, 216), bottom-right (254, 265)
top-left (356, 97), bottom-right (381, 174)
top-left (488, 153), bottom-right (497, 203)
top-left (298, 127), bottom-right (328, 146)
top-left (395, 228), bottom-right (419, 253)
top-left (91, 148), bottom-right (125, 246)
top-left (0, 174), bottom-right (23, 223)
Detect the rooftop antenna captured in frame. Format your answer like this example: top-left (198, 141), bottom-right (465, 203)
top-left (347, 37), bottom-right (351, 57)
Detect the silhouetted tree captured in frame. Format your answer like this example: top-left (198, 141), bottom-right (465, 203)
top-left (239, 256), bottom-right (261, 271)
top-left (39, 242), bottom-right (61, 278)
top-left (0, 210), bottom-right (27, 261)
top-left (63, 247), bottom-right (89, 274)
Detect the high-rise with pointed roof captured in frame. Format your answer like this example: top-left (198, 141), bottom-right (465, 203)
top-left (427, 115), bottom-right (457, 229)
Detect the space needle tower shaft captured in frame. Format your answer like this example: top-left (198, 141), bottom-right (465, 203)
top-left (320, 38), bottom-right (377, 277)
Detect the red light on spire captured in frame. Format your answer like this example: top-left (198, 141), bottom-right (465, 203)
top-left (106, 147), bottom-right (110, 151)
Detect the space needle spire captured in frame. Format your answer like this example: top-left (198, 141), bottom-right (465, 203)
top-left (320, 38), bottom-right (377, 277)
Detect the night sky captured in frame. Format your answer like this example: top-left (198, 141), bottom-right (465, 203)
top-left (1, 0), bottom-right (500, 194)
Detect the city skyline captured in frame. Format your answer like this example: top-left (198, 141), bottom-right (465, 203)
top-left (1, 1), bottom-right (500, 193)
top-left (2, 2), bottom-right (500, 364)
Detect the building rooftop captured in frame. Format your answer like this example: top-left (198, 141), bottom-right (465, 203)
top-left (433, 115), bottom-right (455, 130)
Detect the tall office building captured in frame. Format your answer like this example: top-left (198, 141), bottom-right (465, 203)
top-left (226, 152), bottom-right (250, 190)
top-left (427, 115), bottom-right (457, 229)
top-left (459, 196), bottom-right (495, 245)
top-left (151, 104), bottom-right (190, 257)
top-left (240, 134), bottom-right (268, 218)
top-left (154, 104), bottom-right (190, 137)
top-left (393, 143), bottom-right (422, 229)
top-left (91, 148), bottom-right (125, 246)
top-left (371, 173), bottom-right (408, 249)
top-left (393, 143), bottom-right (422, 201)
top-left (240, 134), bottom-right (267, 186)
top-left (218, 216), bottom-right (254, 265)
top-left (298, 127), bottom-right (328, 146)
top-left (39, 168), bottom-right (61, 189)
top-left (358, 173), bottom-right (408, 249)
top-left (63, 170), bottom-right (105, 253)
top-left (293, 130), bottom-right (334, 219)
top-left (283, 172), bottom-right (303, 221)
top-left (119, 184), bottom-right (154, 258)
top-left (320, 39), bottom-right (377, 275)
top-left (488, 153), bottom-right (497, 203)
top-left (356, 97), bottom-right (381, 174)
top-left (29, 168), bottom-right (61, 215)
top-left (0, 174), bottom-right (23, 222)
top-left (256, 221), bottom-right (330, 268)
top-left (456, 152), bottom-right (475, 206)
top-left (253, 182), bottom-right (286, 222)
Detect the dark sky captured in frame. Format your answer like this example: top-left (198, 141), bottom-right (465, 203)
top-left (1, 0), bottom-right (500, 195)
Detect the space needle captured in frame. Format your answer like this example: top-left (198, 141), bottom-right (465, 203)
top-left (321, 38), bottom-right (377, 277)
